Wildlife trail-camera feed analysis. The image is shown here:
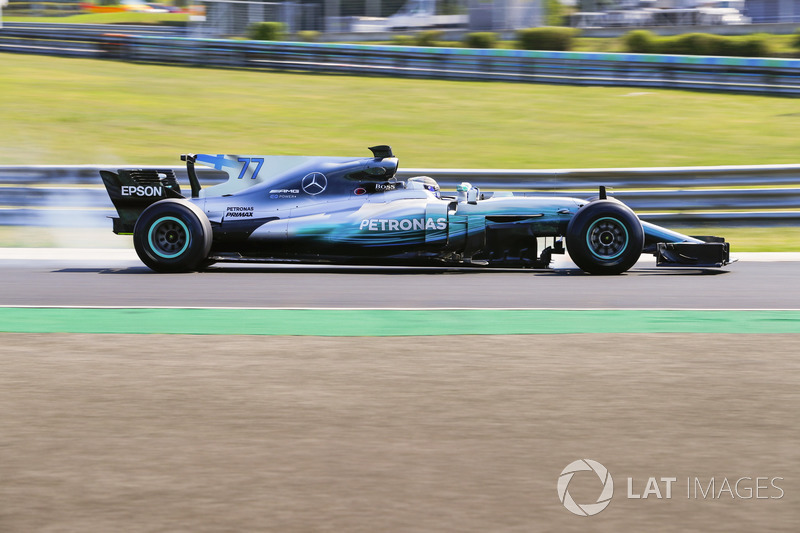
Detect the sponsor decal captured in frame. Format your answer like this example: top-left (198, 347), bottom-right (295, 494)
top-left (120, 185), bottom-right (163, 197)
top-left (269, 189), bottom-right (298, 199)
top-left (359, 182), bottom-right (400, 194)
top-left (302, 173), bottom-right (327, 195)
top-left (354, 187), bottom-right (367, 196)
top-left (226, 206), bottom-right (254, 218)
top-left (359, 218), bottom-right (447, 231)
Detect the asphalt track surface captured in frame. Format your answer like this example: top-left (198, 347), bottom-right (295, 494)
top-left (1, 251), bottom-right (799, 309)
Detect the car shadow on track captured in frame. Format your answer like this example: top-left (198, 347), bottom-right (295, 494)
top-left (56, 266), bottom-right (523, 276)
top-left (631, 268), bottom-right (730, 276)
top-left (53, 266), bottom-right (731, 276)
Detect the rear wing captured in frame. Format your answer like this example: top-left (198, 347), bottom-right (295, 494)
top-left (100, 168), bottom-right (183, 234)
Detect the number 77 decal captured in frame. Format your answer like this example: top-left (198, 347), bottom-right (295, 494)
top-left (236, 157), bottom-right (265, 180)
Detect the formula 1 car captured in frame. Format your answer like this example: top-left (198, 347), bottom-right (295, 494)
top-left (100, 146), bottom-right (731, 274)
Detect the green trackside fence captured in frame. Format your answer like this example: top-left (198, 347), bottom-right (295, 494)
top-left (2, 28), bottom-right (800, 95)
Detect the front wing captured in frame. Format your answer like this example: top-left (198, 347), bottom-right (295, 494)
top-left (655, 239), bottom-right (731, 268)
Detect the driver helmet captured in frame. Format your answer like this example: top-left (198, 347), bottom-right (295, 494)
top-left (407, 176), bottom-right (441, 199)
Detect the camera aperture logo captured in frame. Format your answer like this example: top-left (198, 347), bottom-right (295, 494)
top-left (557, 459), bottom-right (614, 516)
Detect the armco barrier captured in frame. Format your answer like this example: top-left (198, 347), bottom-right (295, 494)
top-left (1, 164), bottom-right (799, 227)
top-left (2, 28), bottom-right (800, 95)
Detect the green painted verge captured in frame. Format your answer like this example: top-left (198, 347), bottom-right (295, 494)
top-left (1, 308), bottom-right (799, 336)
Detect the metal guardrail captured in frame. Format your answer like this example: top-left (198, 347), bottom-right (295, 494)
top-left (1, 164), bottom-right (799, 227)
top-left (2, 29), bottom-right (800, 95)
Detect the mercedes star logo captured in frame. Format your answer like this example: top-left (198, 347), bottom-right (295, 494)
top-left (302, 172), bottom-right (327, 196)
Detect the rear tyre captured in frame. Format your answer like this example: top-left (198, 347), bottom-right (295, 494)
top-left (566, 200), bottom-right (644, 275)
top-left (133, 200), bottom-right (212, 273)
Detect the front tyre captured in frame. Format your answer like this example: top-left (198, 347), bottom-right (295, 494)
top-left (566, 200), bottom-right (644, 275)
top-left (133, 200), bottom-right (212, 273)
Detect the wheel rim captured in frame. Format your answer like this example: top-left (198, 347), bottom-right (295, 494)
top-left (586, 217), bottom-right (629, 260)
top-left (148, 216), bottom-right (190, 259)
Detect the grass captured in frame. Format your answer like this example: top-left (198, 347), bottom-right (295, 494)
top-left (671, 227), bottom-right (800, 252)
top-left (3, 52), bottom-right (800, 169)
top-left (2, 12), bottom-right (189, 24)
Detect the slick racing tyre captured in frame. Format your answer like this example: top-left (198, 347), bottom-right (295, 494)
top-left (133, 199), bottom-right (212, 273)
top-left (566, 200), bottom-right (644, 275)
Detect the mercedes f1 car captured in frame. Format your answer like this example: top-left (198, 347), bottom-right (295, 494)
top-left (100, 146), bottom-right (731, 274)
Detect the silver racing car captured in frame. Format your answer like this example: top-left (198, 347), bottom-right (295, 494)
top-left (100, 146), bottom-right (731, 274)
